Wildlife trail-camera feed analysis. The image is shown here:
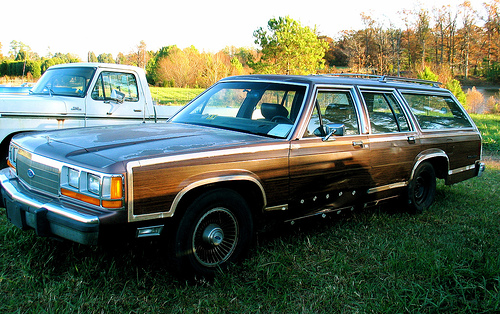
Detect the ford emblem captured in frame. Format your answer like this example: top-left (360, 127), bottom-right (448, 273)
top-left (27, 169), bottom-right (35, 178)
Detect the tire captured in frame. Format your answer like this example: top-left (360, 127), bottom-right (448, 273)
top-left (173, 188), bottom-right (253, 278)
top-left (407, 161), bottom-right (436, 214)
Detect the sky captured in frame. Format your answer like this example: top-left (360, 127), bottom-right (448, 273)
top-left (0, 0), bottom-right (490, 61)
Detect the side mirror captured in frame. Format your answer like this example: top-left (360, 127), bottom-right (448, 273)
top-left (110, 89), bottom-right (125, 104)
top-left (322, 123), bottom-right (345, 141)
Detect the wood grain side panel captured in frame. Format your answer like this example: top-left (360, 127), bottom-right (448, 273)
top-left (131, 146), bottom-right (289, 216)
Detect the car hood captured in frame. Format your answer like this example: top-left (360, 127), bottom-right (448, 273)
top-left (0, 94), bottom-right (68, 114)
top-left (13, 123), bottom-right (274, 170)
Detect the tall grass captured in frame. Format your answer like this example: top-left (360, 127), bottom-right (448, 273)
top-left (0, 110), bottom-right (499, 312)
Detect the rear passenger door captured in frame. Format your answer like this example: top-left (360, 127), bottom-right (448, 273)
top-left (360, 88), bottom-right (419, 193)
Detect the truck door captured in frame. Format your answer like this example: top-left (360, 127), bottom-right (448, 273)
top-left (85, 71), bottom-right (146, 126)
top-left (289, 88), bottom-right (371, 217)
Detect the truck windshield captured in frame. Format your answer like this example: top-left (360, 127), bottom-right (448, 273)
top-left (31, 67), bottom-right (96, 97)
top-left (171, 81), bottom-right (307, 139)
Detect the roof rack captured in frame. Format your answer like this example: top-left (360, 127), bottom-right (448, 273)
top-left (323, 73), bottom-right (443, 88)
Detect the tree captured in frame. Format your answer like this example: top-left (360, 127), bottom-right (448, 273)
top-left (97, 53), bottom-right (114, 64)
top-left (87, 52), bottom-right (98, 63)
top-left (253, 16), bottom-right (328, 74)
top-left (459, 1), bottom-right (478, 78)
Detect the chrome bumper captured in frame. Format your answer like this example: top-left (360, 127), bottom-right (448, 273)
top-left (0, 168), bottom-right (100, 245)
top-left (476, 161), bottom-right (486, 177)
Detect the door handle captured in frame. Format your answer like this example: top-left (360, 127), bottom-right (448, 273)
top-left (407, 136), bottom-right (416, 144)
top-left (352, 141), bottom-right (364, 148)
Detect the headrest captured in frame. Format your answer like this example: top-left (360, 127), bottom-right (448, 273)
top-left (261, 103), bottom-right (289, 120)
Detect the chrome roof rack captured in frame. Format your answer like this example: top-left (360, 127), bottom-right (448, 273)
top-left (323, 73), bottom-right (443, 88)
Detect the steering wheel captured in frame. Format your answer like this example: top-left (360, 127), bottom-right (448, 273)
top-left (271, 116), bottom-right (293, 124)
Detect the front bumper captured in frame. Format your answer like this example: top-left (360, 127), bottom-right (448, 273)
top-left (0, 167), bottom-right (101, 245)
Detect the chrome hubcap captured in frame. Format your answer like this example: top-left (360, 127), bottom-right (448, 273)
top-left (192, 207), bottom-right (238, 267)
top-left (203, 224), bottom-right (224, 246)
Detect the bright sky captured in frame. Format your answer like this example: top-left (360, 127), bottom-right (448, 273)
top-left (0, 0), bottom-right (489, 61)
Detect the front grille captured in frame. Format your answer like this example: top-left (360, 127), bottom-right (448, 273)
top-left (17, 151), bottom-right (60, 196)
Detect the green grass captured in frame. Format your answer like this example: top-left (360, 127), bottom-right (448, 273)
top-left (1, 109), bottom-right (499, 312)
top-left (150, 87), bottom-right (205, 106)
top-left (471, 114), bottom-right (500, 154)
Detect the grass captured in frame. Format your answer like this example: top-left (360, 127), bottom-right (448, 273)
top-left (149, 87), bottom-right (205, 106)
top-left (471, 114), bottom-right (500, 154)
top-left (1, 109), bottom-right (499, 312)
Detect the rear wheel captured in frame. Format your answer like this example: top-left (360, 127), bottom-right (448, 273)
top-left (407, 162), bottom-right (436, 214)
top-left (173, 188), bottom-right (253, 278)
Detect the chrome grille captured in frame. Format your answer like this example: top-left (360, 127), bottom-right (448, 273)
top-left (17, 152), bottom-right (60, 196)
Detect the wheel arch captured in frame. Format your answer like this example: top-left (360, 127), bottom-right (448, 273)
top-left (411, 149), bottom-right (449, 181)
top-left (171, 175), bottom-right (267, 220)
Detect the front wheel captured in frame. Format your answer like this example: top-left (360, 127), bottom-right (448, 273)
top-left (173, 188), bottom-right (253, 278)
top-left (407, 161), bottom-right (436, 214)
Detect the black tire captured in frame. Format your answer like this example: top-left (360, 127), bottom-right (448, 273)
top-left (173, 188), bottom-right (253, 278)
top-left (407, 161), bottom-right (436, 214)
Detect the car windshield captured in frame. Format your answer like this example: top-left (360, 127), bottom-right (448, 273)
top-left (171, 81), bottom-right (307, 138)
top-left (31, 67), bottom-right (96, 97)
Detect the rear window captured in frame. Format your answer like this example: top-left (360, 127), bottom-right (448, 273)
top-left (401, 93), bottom-right (473, 130)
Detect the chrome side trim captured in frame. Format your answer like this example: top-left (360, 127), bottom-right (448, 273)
top-left (264, 204), bottom-right (289, 212)
top-left (448, 164), bottom-right (476, 176)
top-left (127, 143), bottom-right (290, 169)
top-left (367, 182), bottom-right (408, 194)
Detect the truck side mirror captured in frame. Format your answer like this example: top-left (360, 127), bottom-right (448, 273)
top-left (110, 89), bottom-right (125, 104)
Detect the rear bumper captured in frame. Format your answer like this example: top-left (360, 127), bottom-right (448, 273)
top-left (0, 167), bottom-right (101, 245)
top-left (476, 161), bottom-right (486, 177)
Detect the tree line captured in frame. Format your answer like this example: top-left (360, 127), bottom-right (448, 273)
top-left (1, 0), bottom-right (499, 89)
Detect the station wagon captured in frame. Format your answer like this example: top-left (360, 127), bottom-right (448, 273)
top-left (0, 74), bottom-right (485, 277)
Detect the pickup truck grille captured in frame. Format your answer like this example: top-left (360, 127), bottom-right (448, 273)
top-left (17, 152), bottom-right (60, 196)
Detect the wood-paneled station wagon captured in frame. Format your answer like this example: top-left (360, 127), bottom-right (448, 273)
top-left (0, 74), bottom-right (485, 277)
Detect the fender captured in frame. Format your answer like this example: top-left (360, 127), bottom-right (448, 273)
top-left (127, 170), bottom-right (267, 223)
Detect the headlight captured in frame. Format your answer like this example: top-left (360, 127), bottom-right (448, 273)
top-left (61, 166), bottom-right (124, 209)
top-left (7, 143), bottom-right (19, 169)
top-left (87, 174), bottom-right (101, 195)
top-left (68, 168), bottom-right (80, 188)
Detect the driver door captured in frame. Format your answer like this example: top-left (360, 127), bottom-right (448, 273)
top-left (289, 88), bottom-right (371, 217)
top-left (85, 71), bottom-right (146, 126)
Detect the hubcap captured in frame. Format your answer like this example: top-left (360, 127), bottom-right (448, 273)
top-left (192, 207), bottom-right (238, 267)
top-left (203, 224), bottom-right (224, 246)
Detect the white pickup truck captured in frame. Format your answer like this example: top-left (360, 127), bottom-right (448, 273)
top-left (0, 63), bottom-right (182, 166)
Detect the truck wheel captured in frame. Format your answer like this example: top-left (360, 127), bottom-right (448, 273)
top-left (407, 162), bottom-right (436, 214)
top-left (173, 188), bottom-right (253, 278)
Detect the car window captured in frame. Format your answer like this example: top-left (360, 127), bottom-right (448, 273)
top-left (91, 72), bottom-right (139, 102)
top-left (401, 93), bottom-right (473, 130)
top-left (305, 90), bottom-right (359, 137)
top-left (362, 91), bottom-right (410, 133)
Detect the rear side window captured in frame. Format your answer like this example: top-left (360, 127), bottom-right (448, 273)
top-left (402, 93), bottom-right (472, 130)
top-left (362, 91), bottom-right (410, 134)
